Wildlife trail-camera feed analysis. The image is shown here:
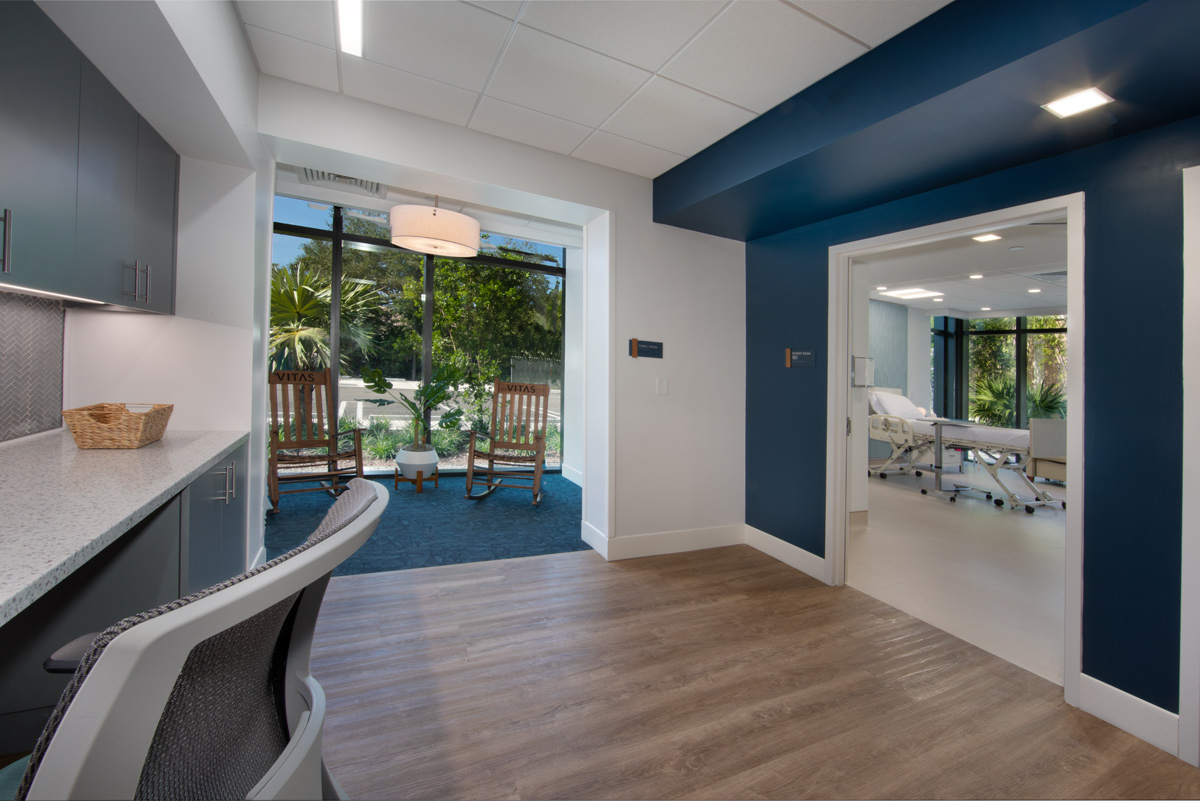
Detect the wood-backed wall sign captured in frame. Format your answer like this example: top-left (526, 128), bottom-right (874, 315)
top-left (629, 338), bottom-right (663, 358)
top-left (785, 348), bottom-right (815, 368)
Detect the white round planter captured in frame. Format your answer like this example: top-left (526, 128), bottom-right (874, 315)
top-left (395, 445), bottom-right (438, 480)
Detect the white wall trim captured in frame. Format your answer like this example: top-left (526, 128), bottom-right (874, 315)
top-left (825, 193), bottom-right (1086, 703)
top-left (561, 465), bottom-right (584, 487)
top-left (745, 525), bottom-right (827, 581)
top-left (1179, 165), bottom-right (1200, 766)
top-left (1080, 673), bottom-right (1180, 756)
top-left (249, 544), bottom-right (266, 570)
top-left (581, 521), bottom-right (610, 560)
top-left (597, 525), bottom-right (745, 562)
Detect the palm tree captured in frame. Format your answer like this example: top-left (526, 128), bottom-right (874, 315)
top-left (269, 266), bottom-right (380, 371)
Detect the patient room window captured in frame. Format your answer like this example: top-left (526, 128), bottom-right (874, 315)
top-left (964, 315), bottom-right (1066, 429)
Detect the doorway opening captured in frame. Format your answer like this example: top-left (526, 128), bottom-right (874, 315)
top-left (824, 194), bottom-right (1085, 704)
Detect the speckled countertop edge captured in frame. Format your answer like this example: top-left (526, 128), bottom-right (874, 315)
top-left (0, 428), bottom-right (249, 626)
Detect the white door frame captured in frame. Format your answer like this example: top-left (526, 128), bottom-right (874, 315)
top-left (1179, 166), bottom-right (1200, 766)
top-left (823, 193), bottom-right (1086, 707)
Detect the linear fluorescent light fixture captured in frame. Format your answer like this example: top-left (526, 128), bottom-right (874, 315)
top-left (880, 288), bottom-right (943, 300)
top-left (1042, 87), bottom-right (1114, 118)
top-left (973, 234), bottom-right (1001, 242)
top-left (0, 281), bottom-right (103, 304)
top-left (338, 0), bottom-right (363, 57)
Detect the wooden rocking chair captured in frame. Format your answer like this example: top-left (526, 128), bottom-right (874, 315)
top-left (268, 369), bottom-right (364, 513)
top-left (465, 381), bottom-right (550, 505)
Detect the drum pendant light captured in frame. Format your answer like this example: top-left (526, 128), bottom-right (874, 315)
top-left (389, 196), bottom-right (479, 258)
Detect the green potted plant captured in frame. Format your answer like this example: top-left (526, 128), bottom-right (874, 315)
top-left (362, 365), bottom-right (465, 480)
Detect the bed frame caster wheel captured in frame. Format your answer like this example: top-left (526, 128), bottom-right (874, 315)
top-left (985, 493), bottom-right (992, 501)
top-left (1062, 501), bottom-right (1067, 509)
top-left (1025, 505), bottom-right (1035, 514)
top-left (920, 488), bottom-right (927, 495)
top-left (879, 472), bottom-right (887, 479)
top-left (914, 470), bottom-right (923, 477)
top-left (949, 496), bottom-right (956, 503)
top-left (994, 498), bottom-right (1004, 508)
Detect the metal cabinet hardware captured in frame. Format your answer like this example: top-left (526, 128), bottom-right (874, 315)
top-left (1, 209), bottom-right (11, 274)
top-left (123, 261), bottom-right (149, 303)
top-left (224, 460), bottom-right (236, 505)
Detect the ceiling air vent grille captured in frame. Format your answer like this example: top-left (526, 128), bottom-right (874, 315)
top-left (1029, 270), bottom-right (1068, 284)
top-left (297, 168), bottom-right (387, 199)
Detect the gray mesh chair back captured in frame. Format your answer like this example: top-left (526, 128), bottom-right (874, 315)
top-left (17, 478), bottom-right (388, 801)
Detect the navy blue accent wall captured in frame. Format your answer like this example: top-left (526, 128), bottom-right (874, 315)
top-left (746, 112), bottom-right (1200, 713)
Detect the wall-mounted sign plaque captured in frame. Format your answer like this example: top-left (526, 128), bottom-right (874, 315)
top-left (630, 338), bottom-right (663, 359)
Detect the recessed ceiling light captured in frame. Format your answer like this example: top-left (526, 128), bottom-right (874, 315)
top-left (932, 298), bottom-right (944, 302)
top-left (1042, 87), bottom-right (1114, 118)
top-left (969, 274), bottom-right (983, 279)
top-left (973, 234), bottom-right (1002, 242)
top-left (880, 288), bottom-right (944, 300)
top-left (1009, 246), bottom-right (1025, 252)
top-left (338, 0), bottom-right (363, 56)
top-left (876, 286), bottom-right (887, 291)
top-left (981, 307), bottom-right (992, 311)
top-left (1028, 288), bottom-right (1042, 293)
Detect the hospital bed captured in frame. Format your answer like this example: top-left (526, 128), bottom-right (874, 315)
top-left (867, 388), bottom-right (1064, 513)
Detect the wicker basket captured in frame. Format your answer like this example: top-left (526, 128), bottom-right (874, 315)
top-left (62, 403), bottom-right (174, 449)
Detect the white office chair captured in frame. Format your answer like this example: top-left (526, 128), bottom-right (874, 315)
top-left (4, 477), bottom-right (387, 801)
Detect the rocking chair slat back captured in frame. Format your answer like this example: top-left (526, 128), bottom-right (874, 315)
top-left (492, 381), bottom-right (549, 449)
top-left (270, 370), bottom-right (334, 449)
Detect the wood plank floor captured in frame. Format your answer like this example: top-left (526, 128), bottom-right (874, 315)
top-left (311, 545), bottom-right (1200, 800)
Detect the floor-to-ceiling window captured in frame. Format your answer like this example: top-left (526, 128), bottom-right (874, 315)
top-left (270, 196), bottom-right (566, 472)
top-left (966, 315), bottom-right (1067, 428)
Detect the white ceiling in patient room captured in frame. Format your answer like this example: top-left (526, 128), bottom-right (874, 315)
top-left (855, 222), bottom-right (1068, 319)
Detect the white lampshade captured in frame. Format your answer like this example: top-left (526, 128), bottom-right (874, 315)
top-left (389, 203), bottom-right (479, 258)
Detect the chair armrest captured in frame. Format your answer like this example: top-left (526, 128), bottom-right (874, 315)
top-left (44, 631), bottom-right (100, 674)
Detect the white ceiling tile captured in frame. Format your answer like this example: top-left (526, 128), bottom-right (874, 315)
top-left (237, 1), bottom-right (336, 48)
top-left (603, 77), bottom-right (755, 156)
top-left (519, 1), bottom-right (725, 72)
top-left (487, 25), bottom-right (651, 127)
top-left (790, 0), bottom-right (953, 47)
top-left (468, 97), bottom-right (593, 155)
top-left (341, 56), bottom-right (479, 126)
top-left (464, 0), bottom-right (525, 20)
top-left (362, 1), bottom-right (513, 92)
top-left (571, 131), bottom-right (686, 178)
top-left (244, 25), bottom-right (340, 92)
top-left (661, 0), bottom-right (866, 114)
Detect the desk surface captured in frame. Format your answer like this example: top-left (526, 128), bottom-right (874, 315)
top-left (0, 428), bottom-right (248, 626)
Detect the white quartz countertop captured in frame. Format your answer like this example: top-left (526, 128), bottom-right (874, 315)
top-left (0, 428), bottom-right (248, 626)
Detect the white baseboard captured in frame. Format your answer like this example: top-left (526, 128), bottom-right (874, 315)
top-left (581, 520), bottom-right (610, 559)
top-left (560, 464), bottom-right (583, 487)
top-left (1079, 673), bottom-right (1179, 756)
top-left (744, 525), bottom-right (827, 582)
top-left (591, 524), bottom-right (745, 561)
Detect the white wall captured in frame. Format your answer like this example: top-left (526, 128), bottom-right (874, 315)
top-left (257, 77), bottom-right (746, 555)
top-left (849, 266), bottom-right (869, 513)
top-left (562, 245), bottom-right (584, 488)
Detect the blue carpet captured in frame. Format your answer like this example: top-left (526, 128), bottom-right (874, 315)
top-left (265, 473), bottom-right (586, 575)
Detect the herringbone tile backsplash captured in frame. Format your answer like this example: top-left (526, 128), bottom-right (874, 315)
top-left (0, 291), bottom-right (64, 442)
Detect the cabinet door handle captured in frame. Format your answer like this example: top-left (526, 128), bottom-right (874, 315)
top-left (145, 262), bottom-right (152, 305)
top-left (2, 208), bottom-right (11, 274)
top-left (123, 262), bottom-right (150, 303)
top-left (224, 462), bottom-right (236, 505)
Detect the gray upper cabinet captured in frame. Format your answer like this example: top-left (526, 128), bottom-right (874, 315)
top-left (0, 1), bottom-right (177, 312)
top-left (135, 118), bottom-right (178, 314)
top-left (77, 61), bottom-right (138, 305)
top-left (0, 2), bottom-right (82, 294)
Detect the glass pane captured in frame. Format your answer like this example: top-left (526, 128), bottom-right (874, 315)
top-left (274, 195), bottom-right (334, 230)
top-left (969, 316), bottom-right (1015, 331)
top-left (342, 206), bottom-right (392, 241)
top-left (968, 327), bottom-right (1016, 426)
top-left (338, 240), bottom-right (425, 469)
top-left (269, 233), bottom-right (333, 372)
top-left (433, 249), bottom-right (565, 468)
top-left (1027, 330), bottom-right (1068, 420)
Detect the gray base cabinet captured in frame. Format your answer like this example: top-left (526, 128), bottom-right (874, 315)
top-left (0, 496), bottom-right (181, 754)
top-left (0, 444), bottom-right (249, 752)
top-left (182, 442), bottom-right (248, 594)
